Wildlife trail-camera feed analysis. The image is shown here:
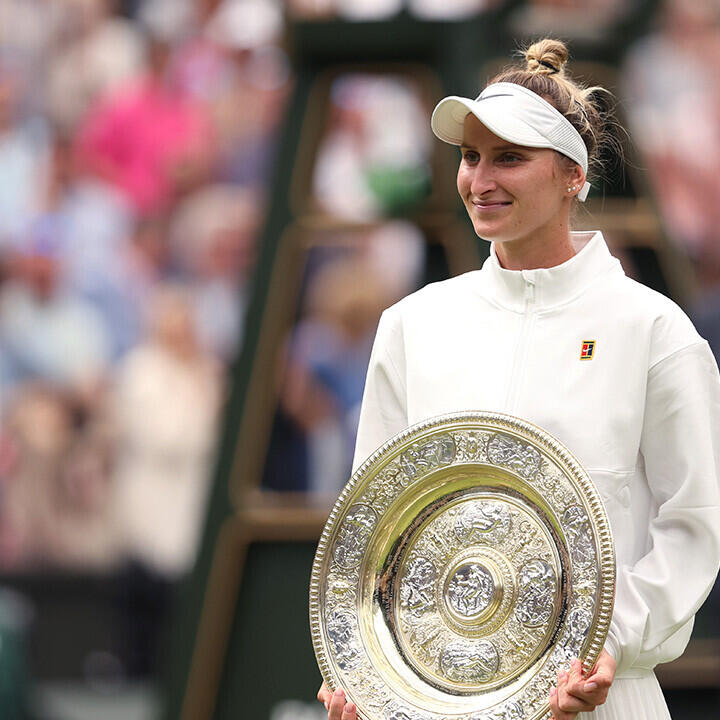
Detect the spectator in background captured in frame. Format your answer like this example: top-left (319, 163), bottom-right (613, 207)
top-left (312, 75), bottom-right (430, 221)
top-left (202, 0), bottom-right (290, 187)
top-left (0, 384), bottom-right (118, 569)
top-left (0, 55), bottom-right (51, 249)
top-left (280, 256), bottom-right (391, 496)
top-left (111, 284), bottom-right (221, 577)
top-left (0, 386), bottom-right (75, 567)
top-left (21, 129), bottom-right (136, 360)
top-left (271, 222), bottom-right (424, 497)
top-left (1, 384), bottom-right (72, 567)
top-left (623, 0), bottom-right (720, 377)
top-left (0, 0), bottom-right (66, 110)
top-left (73, 11), bottom-right (214, 216)
top-left (0, 236), bottom-right (111, 411)
top-left (47, 0), bottom-right (146, 134)
top-left (361, 220), bottom-right (426, 305)
top-left (287, 0), bottom-right (336, 19)
top-left (170, 184), bottom-right (259, 360)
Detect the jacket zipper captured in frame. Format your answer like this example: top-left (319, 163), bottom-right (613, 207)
top-left (506, 275), bottom-right (536, 412)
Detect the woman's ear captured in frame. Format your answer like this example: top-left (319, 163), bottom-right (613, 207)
top-left (565, 164), bottom-right (587, 199)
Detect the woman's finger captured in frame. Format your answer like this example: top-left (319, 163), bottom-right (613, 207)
top-left (549, 685), bottom-right (576, 720)
top-left (317, 682), bottom-right (332, 709)
top-left (582, 651), bottom-right (615, 703)
top-left (341, 700), bottom-right (358, 720)
top-left (569, 677), bottom-right (611, 706)
top-left (562, 660), bottom-right (593, 702)
top-left (328, 688), bottom-right (347, 720)
top-left (556, 671), bottom-right (593, 713)
top-left (565, 656), bottom-right (613, 707)
top-left (558, 686), bottom-right (594, 714)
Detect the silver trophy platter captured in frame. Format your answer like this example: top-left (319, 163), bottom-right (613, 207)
top-left (309, 411), bottom-right (615, 720)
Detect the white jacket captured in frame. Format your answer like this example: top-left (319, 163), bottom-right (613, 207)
top-left (352, 231), bottom-right (720, 678)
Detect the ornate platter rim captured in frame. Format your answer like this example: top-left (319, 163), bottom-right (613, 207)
top-left (309, 410), bottom-right (616, 720)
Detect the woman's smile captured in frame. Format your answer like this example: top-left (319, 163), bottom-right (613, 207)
top-left (470, 198), bottom-right (513, 211)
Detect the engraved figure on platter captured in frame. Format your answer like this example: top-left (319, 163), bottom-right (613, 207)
top-left (447, 563), bottom-right (495, 616)
top-left (381, 702), bottom-right (433, 720)
top-left (327, 610), bottom-right (362, 671)
top-left (505, 624), bottom-right (534, 659)
top-left (440, 640), bottom-right (499, 683)
top-left (454, 501), bottom-right (510, 545)
top-left (385, 710), bottom-right (412, 720)
top-left (382, 703), bottom-right (417, 720)
top-left (566, 608), bottom-right (592, 649)
top-left (515, 519), bottom-right (536, 551)
top-left (400, 557), bottom-right (437, 616)
top-left (400, 436), bottom-right (456, 479)
top-left (487, 434), bottom-right (541, 480)
top-left (489, 701), bottom-right (525, 720)
top-left (456, 430), bottom-right (485, 461)
top-left (515, 560), bottom-right (556, 627)
top-left (562, 505), bottom-right (595, 568)
top-left (551, 607), bottom-right (593, 667)
top-left (327, 576), bottom-right (357, 606)
top-left (333, 504), bottom-right (378, 569)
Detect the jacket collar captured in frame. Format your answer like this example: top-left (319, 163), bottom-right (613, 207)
top-left (479, 231), bottom-right (621, 311)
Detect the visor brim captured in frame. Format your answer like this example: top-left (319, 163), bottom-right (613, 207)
top-left (431, 96), bottom-right (556, 151)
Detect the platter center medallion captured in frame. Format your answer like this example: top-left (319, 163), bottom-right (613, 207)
top-left (445, 559), bottom-right (501, 623)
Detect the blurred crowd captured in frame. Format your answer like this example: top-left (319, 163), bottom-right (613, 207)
top-left (287, 0), bottom-right (628, 25)
top-left (287, 0), bottom-right (501, 21)
top-left (3, 0), bottom-right (720, 576)
top-left (0, 0), bottom-right (289, 577)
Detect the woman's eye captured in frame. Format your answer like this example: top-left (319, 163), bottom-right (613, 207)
top-left (462, 151), bottom-right (479, 164)
top-left (498, 153), bottom-right (522, 164)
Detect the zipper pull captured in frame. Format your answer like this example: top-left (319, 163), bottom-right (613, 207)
top-left (523, 277), bottom-right (536, 304)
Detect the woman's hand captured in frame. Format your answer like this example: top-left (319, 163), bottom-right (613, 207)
top-left (317, 683), bottom-right (357, 720)
top-left (549, 651), bottom-right (616, 720)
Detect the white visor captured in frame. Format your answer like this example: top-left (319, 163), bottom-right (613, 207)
top-left (431, 82), bottom-right (591, 201)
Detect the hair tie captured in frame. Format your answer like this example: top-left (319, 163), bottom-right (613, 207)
top-left (538, 59), bottom-right (559, 74)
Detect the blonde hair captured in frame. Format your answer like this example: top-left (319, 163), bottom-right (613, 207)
top-left (490, 39), bottom-right (618, 180)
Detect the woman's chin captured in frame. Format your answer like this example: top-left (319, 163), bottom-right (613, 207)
top-left (472, 226), bottom-right (511, 244)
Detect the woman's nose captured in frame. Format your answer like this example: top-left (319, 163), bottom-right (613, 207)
top-left (469, 164), bottom-right (497, 195)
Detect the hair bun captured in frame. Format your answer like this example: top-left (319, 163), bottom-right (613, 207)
top-left (525, 39), bottom-right (569, 76)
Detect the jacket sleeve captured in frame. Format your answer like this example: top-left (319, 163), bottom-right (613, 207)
top-left (605, 341), bottom-right (720, 674)
top-left (351, 307), bottom-right (408, 474)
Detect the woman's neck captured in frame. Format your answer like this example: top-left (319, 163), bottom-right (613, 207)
top-left (493, 232), bottom-right (577, 271)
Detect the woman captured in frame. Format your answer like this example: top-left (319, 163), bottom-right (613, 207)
top-left (318, 39), bottom-right (720, 720)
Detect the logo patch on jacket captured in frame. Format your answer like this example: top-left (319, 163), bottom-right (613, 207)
top-left (580, 340), bottom-right (596, 360)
